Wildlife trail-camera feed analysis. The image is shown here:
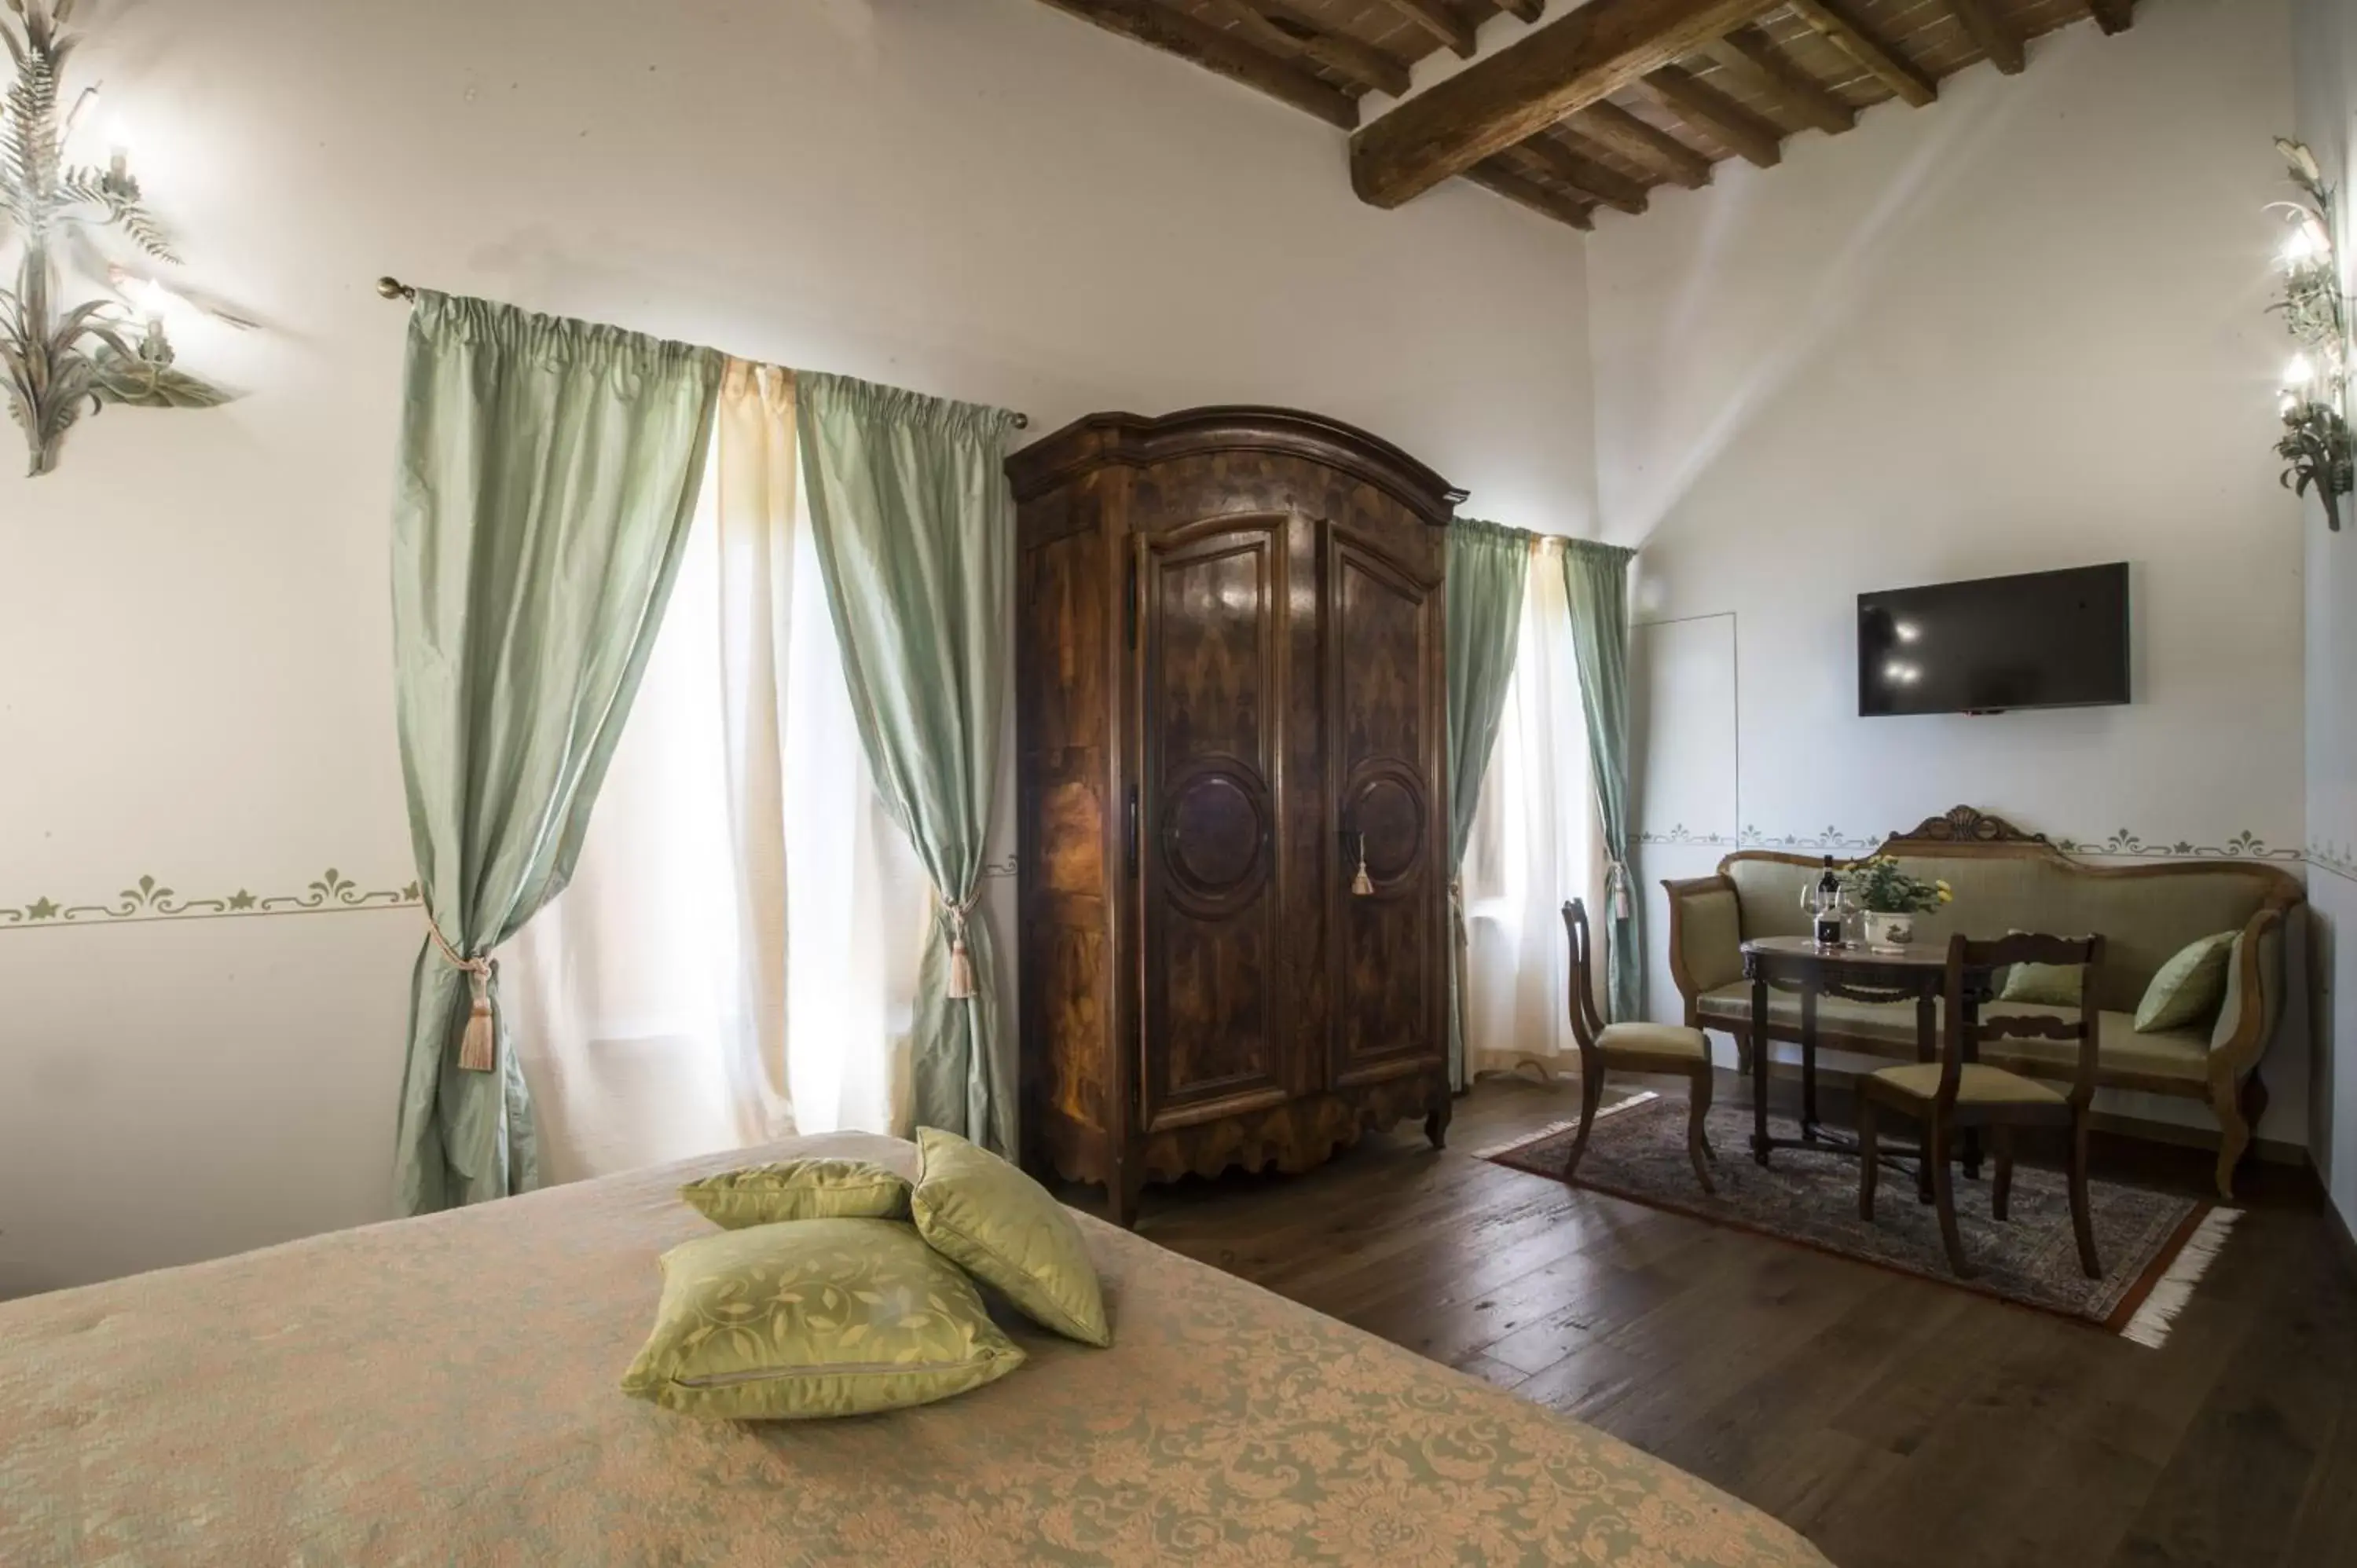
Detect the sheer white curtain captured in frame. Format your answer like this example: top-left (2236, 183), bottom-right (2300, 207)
top-left (502, 365), bottom-right (926, 1184)
top-left (1461, 541), bottom-right (1607, 1081)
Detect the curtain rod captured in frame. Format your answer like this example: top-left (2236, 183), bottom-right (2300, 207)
top-left (376, 277), bottom-right (1030, 429)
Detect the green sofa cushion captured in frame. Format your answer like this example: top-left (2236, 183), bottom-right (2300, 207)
top-left (1999, 960), bottom-right (2084, 1007)
top-left (2134, 931), bottom-right (2237, 1034)
top-left (620, 1218), bottom-right (1025, 1420)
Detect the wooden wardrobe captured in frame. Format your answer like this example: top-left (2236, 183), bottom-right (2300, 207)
top-left (1008, 407), bottom-right (1459, 1225)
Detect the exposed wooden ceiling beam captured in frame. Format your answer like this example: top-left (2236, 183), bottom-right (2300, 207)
top-left (2086, 0), bottom-right (2134, 34)
top-left (1941, 0), bottom-right (2024, 73)
top-left (1573, 100), bottom-right (1714, 188)
top-left (1517, 133), bottom-right (1651, 214)
top-left (1706, 27), bottom-right (1856, 136)
top-left (1205, 0), bottom-right (1412, 97)
top-left (1465, 158), bottom-right (1599, 229)
top-left (1381, 0), bottom-right (1478, 58)
top-left (1349, 0), bottom-right (1779, 208)
top-left (1034, 0), bottom-right (1359, 127)
top-left (1785, 0), bottom-right (1936, 107)
top-left (1641, 64), bottom-right (1783, 167)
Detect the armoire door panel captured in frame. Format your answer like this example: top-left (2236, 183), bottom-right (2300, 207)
top-left (1325, 527), bottom-right (1446, 1085)
top-left (1138, 517), bottom-right (1290, 1131)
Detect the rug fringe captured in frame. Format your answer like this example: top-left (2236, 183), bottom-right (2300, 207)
top-left (2120, 1207), bottom-right (2240, 1350)
top-left (1471, 1091), bottom-right (1659, 1161)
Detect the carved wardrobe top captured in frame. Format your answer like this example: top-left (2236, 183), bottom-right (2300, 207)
top-left (1005, 405), bottom-right (1468, 526)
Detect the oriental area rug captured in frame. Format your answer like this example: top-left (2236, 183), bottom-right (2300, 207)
top-left (1480, 1094), bottom-right (2236, 1347)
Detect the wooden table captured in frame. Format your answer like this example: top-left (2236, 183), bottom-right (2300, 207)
top-left (1738, 936), bottom-right (2003, 1196)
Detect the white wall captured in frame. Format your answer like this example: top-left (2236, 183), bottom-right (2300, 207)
top-left (1593, 0), bottom-right (2313, 1143)
top-left (0, 0), bottom-right (1593, 1296)
top-left (2292, 0), bottom-right (2357, 1226)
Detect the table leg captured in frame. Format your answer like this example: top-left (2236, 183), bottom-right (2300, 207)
top-left (1799, 985), bottom-right (1820, 1142)
top-left (1751, 976), bottom-right (1770, 1166)
top-left (1916, 987), bottom-right (1937, 1203)
top-left (1960, 988), bottom-right (1983, 1180)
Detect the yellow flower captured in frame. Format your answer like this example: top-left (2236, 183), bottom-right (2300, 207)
top-left (1937, 888), bottom-right (1953, 903)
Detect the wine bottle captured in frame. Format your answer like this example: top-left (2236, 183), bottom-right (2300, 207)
top-left (1813, 855), bottom-right (1844, 948)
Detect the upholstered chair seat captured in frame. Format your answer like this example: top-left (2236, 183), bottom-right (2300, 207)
top-left (1867, 1062), bottom-right (2066, 1106)
top-left (1596, 1022), bottom-right (1711, 1064)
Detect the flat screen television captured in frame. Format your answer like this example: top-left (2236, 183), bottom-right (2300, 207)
top-left (1857, 563), bottom-right (2129, 717)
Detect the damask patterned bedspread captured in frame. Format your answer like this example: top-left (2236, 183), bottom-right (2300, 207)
top-left (0, 1132), bottom-right (1827, 1566)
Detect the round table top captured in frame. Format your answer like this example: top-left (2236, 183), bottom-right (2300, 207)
top-left (1739, 934), bottom-right (1986, 972)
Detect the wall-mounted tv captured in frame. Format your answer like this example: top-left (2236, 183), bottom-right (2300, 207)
top-left (1858, 563), bottom-right (2129, 717)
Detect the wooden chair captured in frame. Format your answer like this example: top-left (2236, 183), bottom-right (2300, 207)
top-left (1857, 932), bottom-right (2105, 1280)
top-left (1560, 899), bottom-right (1717, 1194)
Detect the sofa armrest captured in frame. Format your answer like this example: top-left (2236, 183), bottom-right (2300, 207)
top-left (1663, 874), bottom-right (1745, 1017)
top-left (2208, 906), bottom-right (2286, 1082)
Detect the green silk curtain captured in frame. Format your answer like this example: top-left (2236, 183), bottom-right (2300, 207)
top-left (390, 291), bottom-right (722, 1214)
top-left (1562, 538), bottom-right (1642, 1022)
top-left (1445, 519), bottom-right (1530, 1090)
top-left (796, 373), bottom-right (1020, 1156)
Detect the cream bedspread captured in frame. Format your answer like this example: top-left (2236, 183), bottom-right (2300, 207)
top-left (0, 1133), bottom-right (1827, 1566)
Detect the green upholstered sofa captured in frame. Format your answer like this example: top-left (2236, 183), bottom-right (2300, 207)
top-left (1662, 807), bottom-right (2304, 1199)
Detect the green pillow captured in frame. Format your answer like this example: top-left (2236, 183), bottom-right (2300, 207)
top-left (679, 1158), bottom-right (912, 1229)
top-left (2134, 931), bottom-right (2239, 1034)
top-left (1998, 931), bottom-right (2085, 1007)
top-left (911, 1127), bottom-right (1110, 1347)
top-left (620, 1218), bottom-right (1024, 1420)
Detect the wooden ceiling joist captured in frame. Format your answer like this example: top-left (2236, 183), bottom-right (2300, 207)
top-left (1519, 133), bottom-right (1651, 214)
top-left (1380, 0), bottom-right (1479, 58)
top-left (1941, 0), bottom-right (2025, 73)
top-left (1573, 100), bottom-right (1714, 189)
top-left (1706, 27), bottom-right (1857, 135)
top-left (1036, 0), bottom-right (1359, 126)
top-left (1465, 158), bottom-right (1600, 228)
top-left (1034, 0), bottom-right (2146, 236)
top-left (1785, 0), bottom-right (1937, 106)
top-left (1205, 0), bottom-right (1413, 97)
top-left (1641, 64), bottom-right (1783, 167)
top-left (1349, 0), bottom-right (1778, 208)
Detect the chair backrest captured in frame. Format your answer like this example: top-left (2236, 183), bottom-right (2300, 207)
top-left (1560, 899), bottom-right (1605, 1059)
top-left (1939, 931), bottom-right (2106, 1109)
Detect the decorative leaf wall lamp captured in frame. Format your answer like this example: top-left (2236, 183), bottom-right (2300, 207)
top-left (2271, 138), bottom-right (2353, 532)
top-left (1, 0), bottom-right (231, 478)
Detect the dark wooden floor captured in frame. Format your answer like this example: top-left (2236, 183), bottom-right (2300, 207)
top-left (1127, 1075), bottom-right (2357, 1568)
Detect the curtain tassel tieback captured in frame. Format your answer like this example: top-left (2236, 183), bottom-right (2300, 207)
top-left (1605, 859), bottom-right (1633, 920)
top-left (428, 922), bottom-right (499, 1072)
top-left (940, 892), bottom-right (980, 1001)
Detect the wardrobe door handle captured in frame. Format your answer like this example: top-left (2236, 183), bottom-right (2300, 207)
top-left (1125, 786), bottom-right (1139, 877)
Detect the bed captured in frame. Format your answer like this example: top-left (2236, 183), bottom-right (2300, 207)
top-left (0, 1132), bottom-right (1827, 1566)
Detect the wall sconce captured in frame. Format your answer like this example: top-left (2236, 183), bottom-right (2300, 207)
top-left (2271, 138), bottom-right (2352, 532)
top-left (1, 0), bottom-right (231, 478)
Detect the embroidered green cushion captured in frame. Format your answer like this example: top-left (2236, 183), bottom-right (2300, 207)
top-left (2000, 962), bottom-right (2083, 1006)
top-left (911, 1127), bottom-right (1111, 1347)
top-left (2134, 931), bottom-right (2238, 1034)
top-left (1997, 930), bottom-right (2085, 1007)
top-left (679, 1158), bottom-right (912, 1229)
top-left (620, 1218), bottom-right (1024, 1420)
